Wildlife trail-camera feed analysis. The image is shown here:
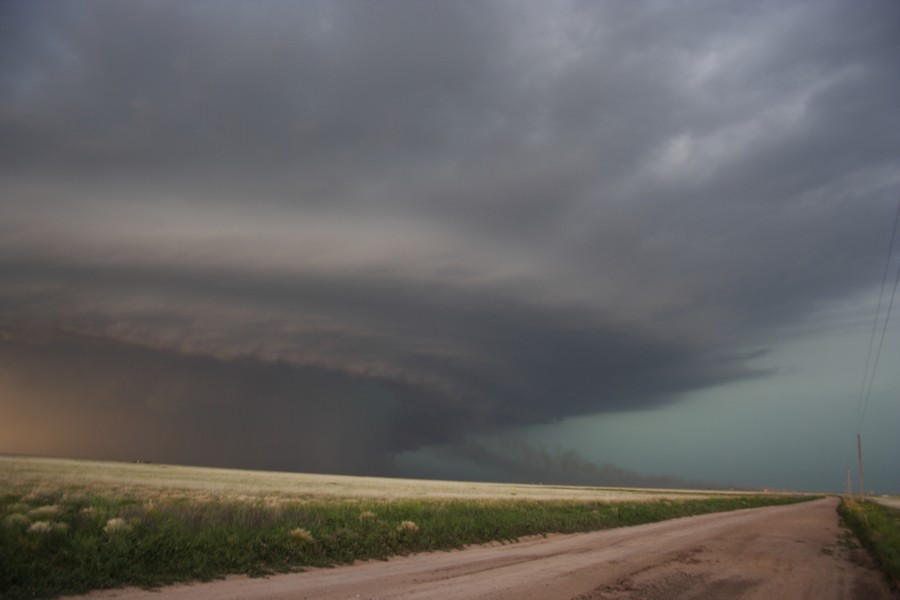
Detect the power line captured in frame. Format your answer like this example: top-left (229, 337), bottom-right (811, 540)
top-left (852, 198), bottom-right (900, 499)
top-left (859, 235), bottom-right (900, 429)
top-left (855, 199), bottom-right (900, 434)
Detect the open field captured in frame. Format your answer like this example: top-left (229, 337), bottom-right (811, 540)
top-left (1, 456), bottom-right (814, 599)
top-left (872, 496), bottom-right (900, 511)
top-left (0, 455), bottom-right (761, 503)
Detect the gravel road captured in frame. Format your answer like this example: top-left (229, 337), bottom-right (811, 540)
top-left (72, 497), bottom-right (894, 599)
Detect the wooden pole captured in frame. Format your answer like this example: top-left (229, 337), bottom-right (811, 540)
top-left (857, 433), bottom-right (865, 501)
top-left (846, 468), bottom-right (853, 498)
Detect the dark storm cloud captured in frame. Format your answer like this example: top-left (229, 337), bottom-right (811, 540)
top-left (0, 330), bottom-right (430, 474)
top-left (1, 0), bottom-right (899, 474)
top-left (403, 438), bottom-right (725, 490)
top-left (0, 0), bottom-right (510, 187)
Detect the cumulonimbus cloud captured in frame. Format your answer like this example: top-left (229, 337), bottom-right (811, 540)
top-left (1, 0), bottom-right (898, 475)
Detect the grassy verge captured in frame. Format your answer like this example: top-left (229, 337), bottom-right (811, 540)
top-left (1, 491), bottom-right (811, 599)
top-left (838, 498), bottom-right (900, 590)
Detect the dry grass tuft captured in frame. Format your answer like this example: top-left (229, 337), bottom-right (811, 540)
top-left (29, 505), bottom-right (60, 518)
top-left (26, 520), bottom-right (70, 534)
top-left (289, 527), bottom-right (315, 544)
top-left (397, 520), bottom-right (419, 533)
top-left (103, 518), bottom-right (132, 535)
top-left (28, 521), bottom-right (52, 534)
top-left (5, 513), bottom-right (31, 528)
top-left (358, 511), bottom-right (377, 521)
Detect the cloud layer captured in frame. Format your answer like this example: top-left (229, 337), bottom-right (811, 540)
top-left (1, 0), bottom-right (899, 476)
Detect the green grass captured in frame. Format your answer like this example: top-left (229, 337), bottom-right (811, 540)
top-left (0, 490), bottom-right (812, 599)
top-left (838, 498), bottom-right (900, 590)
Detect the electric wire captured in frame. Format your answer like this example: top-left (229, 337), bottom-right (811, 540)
top-left (855, 199), bottom-right (900, 434)
top-left (858, 238), bottom-right (900, 429)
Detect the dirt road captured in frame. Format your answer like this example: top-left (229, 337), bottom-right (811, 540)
top-left (74, 497), bottom-right (894, 600)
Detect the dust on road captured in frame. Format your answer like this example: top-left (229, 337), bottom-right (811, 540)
top-left (71, 497), bottom-right (894, 600)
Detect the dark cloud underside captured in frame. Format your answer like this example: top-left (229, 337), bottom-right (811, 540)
top-left (1, 0), bottom-right (899, 475)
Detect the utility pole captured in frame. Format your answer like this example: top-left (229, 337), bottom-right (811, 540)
top-left (857, 433), bottom-right (866, 501)
top-left (846, 468), bottom-right (853, 498)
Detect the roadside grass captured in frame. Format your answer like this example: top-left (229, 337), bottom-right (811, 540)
top-left (1, 489), bottom-right (812, 599)
top-left (838, 497), bottom-right (900, 590)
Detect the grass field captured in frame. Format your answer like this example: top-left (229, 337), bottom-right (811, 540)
top-left (0, 455), bottom-right (752, 502)
top-left (1, 456), bottom-right (814, 599)
top-left (838, 497), bottom-right (900, 590)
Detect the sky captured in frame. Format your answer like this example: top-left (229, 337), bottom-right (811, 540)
top-left (1, 0), bottom-right (899, 493)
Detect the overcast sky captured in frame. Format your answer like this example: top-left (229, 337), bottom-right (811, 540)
top-left (2, 0), bottom-right (899, 493)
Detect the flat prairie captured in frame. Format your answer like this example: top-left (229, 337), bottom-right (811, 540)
top-left (0, 455), bottom-right (746, 502)
top-left (0, 455), bottom-right (814, 599)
